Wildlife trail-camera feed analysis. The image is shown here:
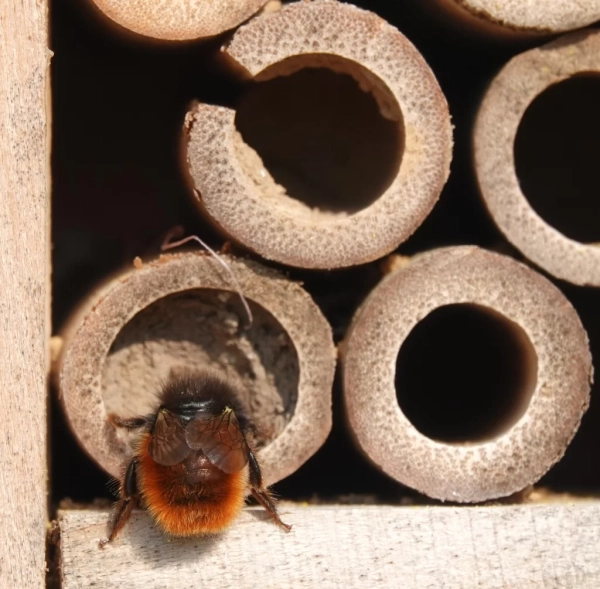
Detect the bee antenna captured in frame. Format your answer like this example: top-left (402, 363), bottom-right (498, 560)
top-left (161, 228), bottom-right (253, 328)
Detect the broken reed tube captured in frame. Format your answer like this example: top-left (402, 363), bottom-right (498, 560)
top-left (85, 0), bottom-right (273, 40)
top-left (54, 252), bottom-right (336, 486)
top-left (342, 246), bottom-right (592, 503)
top-left (184, 0), bottom-right (452, 269)
top-left (474, 30), bottom-right (600, 287)
top-left (419, 0), bottom-right (600, 41)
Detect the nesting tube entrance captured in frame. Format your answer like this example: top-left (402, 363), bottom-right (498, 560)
top-left (55, 253), bottom-right (335, 486)
top-left (514, 73), bottom-right (600, 245)
top-left (396, 303), bottom-right (538, 444)
top-left (474, 30), bottom-right (600, 286)
top-left (184, 0), bottom-right (452, 269)
top-left (234, 55), bottom-right (404, 216)
top-left (342, 246), bottom-right (591, 502)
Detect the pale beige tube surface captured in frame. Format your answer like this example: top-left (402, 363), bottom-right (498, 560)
top-left (86, 0), bottom-right (271, 40)
top-left (474, 30), bottom-right (600, 286)
top-left (422, 0), bottom-right (600, 41)
top-left (185, 0), bottom-right (452, 269)
top-left (343, 246), bottom-right (591, 502)
top-left (55, 252), bottom-right (335, 486)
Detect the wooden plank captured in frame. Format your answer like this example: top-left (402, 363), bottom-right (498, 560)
top-left (59, 503), bottom-right (600, 588)
top-left (0, 1), bottom-right (50, 587)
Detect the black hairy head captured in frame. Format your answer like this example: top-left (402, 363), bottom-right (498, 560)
top-left (158, 371), bottom-right (252, 432)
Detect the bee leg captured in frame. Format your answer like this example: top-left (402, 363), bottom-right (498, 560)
top-left (248, 451), bottom-right (291, 532)
top-left (99, 496), bottom-right (137, 548)
top-left (251, 488), bottom-right (291, 532)
top-left (108, 414), bottom-right (149, 430)
top-left (99, 458), bottom-right (140, 547)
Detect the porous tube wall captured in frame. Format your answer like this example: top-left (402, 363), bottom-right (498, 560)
top-left (342, 246), bottom-right (591, 502)
top-left (474, 30), bottom-right (600, 286)
top-left (184, 0), bottom-right (452, 269)
top-left (55, 253), bottom-right (335, 486)
top-left (86, 0), bottom-right (268, 40)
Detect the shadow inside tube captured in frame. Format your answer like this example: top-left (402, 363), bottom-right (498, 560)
top-left (235, 55), bottom-right (404, 216)
top-left (514, 73), bottom-right (600, 244)
top-left (395, 303), bottom-right (538, 444)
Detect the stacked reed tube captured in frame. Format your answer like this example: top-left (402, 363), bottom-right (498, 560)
top-left (53, 0), bottom-right (599, 532)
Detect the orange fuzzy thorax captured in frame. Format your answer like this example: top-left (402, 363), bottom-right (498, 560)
top-left (136, 433), bottom-right (248, 537)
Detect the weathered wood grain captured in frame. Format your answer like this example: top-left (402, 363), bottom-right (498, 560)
top-left (0, 1), bottom-right (50, 587)
top-left (59, 503), bottom-right (600, 588)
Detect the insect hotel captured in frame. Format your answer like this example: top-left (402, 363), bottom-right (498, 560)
top-left (2, 0), bottom-right (599, 587)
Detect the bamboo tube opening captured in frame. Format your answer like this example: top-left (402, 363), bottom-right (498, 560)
top-left (396, 303), bottom-right (537, 444)
top-left (102, 289), bottom-right (299, 447)
top-left (185, 0), bottom-right (452, 269)
top-left (56, 253), bottom-right (335, 485)
top-left (342, 246), bottom-right (592, 502)
top-left (235, 54), bottom-right (404, 216)
top-left (474, 30), bottom-right (600, 286)
top-left (514, 73), bottom-right (600, 244)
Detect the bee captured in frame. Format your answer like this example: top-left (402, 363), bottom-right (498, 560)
top-left (100, 371), bottom-right (291, 546)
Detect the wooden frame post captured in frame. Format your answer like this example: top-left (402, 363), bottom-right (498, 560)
top-left (0, 0), bottom-right (50, 586)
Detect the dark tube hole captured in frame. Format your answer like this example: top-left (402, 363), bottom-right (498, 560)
top-left (103, 289), bottom-right (299, 444)
top-left (235, 54), bottom-right (404, 216)
top-left (514, 73), bottom-right (600, 244)
top-left (395, 304), bottom-right (538, 444)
